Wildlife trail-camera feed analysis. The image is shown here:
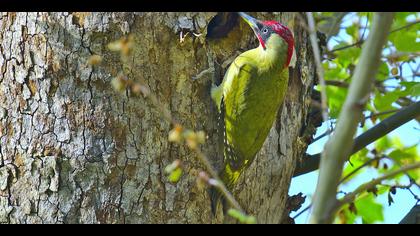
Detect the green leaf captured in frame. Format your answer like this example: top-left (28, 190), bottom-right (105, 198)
top-left (373, 90), bottom-right (399, 112)
top-left (335, 47), bottom-right (361, 68)
top-left (354, 194), bottom-right (384, 223)
top-left (385, 144), bottom-right (419, 181)
top-left (341, 148), bottom-right (370, 183)
top-left (335, 205), bottom-right (357, 224)
top-left (411, 169), bottom-right (420, 185)
top-left (365, 102), bottom-right (377, 114)
top-left (393, 12), bottom-right (416, 27)
top-left (168, 168), bottom-right (182, 183)
top-left (389, 30), bottom-right (420, 52)
top-left (376, 62), bottom-right (390, 81)
top-left (388, 149), bottom-right (413, 161)
top-left (393, 82), bottom-right (420, 97)
top-left (332, 41), bottom-right (349, 51)
top-left (389, 145), bottom-right (419, 162)
top-left (390, 136), bottom-right (405, 149)
top-left (375, 136), bottom-right (392, 153)
top-left (324, 64), bottom-right (349, 81)
top-left (388, 13), bottom-right (420, 53)
top-left (326, 86), bottom-right (348, 118)
top-left (410, 83), bottom-right (420, 97)
top-left (377, 185), bottom-right (390, 196)
top-left (388, 12), bottom-right (420, 52)
top-left (390, 13), bottom-right (419, 28)
top-left (345, 24), bottom-right (358, 39)
top-left (401, 81), bottom-right (419, 90)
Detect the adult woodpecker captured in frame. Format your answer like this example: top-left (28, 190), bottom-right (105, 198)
top-left (210, 12), bottom-right (296, 215)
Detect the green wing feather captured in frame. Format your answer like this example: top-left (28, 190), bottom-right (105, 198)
top-left (214, 51), bottom-right (265, 185)
top-left (210, 46), bottom-right (289, 215)
top-left (210, 52), bottom-right (258, 215)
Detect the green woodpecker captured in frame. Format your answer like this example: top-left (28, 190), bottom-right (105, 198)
top-left (210, 12), bottom-right (296, 214)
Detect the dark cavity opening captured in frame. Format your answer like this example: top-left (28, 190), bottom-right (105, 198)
top-left (206, 12), bottom-right (239, 40)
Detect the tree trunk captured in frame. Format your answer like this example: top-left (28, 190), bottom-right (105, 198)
top-left (0, 12), bottom-right (315, 223)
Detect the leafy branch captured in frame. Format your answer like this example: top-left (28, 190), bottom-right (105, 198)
top-left (339, 155), bottom-right (383, 184)
top-left (293, 156), bottom-right (420, 221)
top-left (338, 162), bottom-right (420, 206)
top-left (329, 40), bottom-right (364, 54)
top-left (389, 19), bottom-right (420, 34)
top-left (364, 109), bottom-right (400, 121)
top-left (309, 12), bottom-right (395, 224)
top-left (308, 108), bottom-right (400, 145)
top-left (294, 100), bottom-right (420, 177)
top-left (307, 12), bottom-right (329, 123)
top-left (380, 182), bottom-right (420, 206)
top-left (327, 18), bottom-right (420, 55)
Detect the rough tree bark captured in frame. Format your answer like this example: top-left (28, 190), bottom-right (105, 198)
top-left (0, 12), bottom-right (315, 223)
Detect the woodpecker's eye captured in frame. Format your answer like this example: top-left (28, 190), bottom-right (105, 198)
top-left (262, 28), bottom-right (269, 34)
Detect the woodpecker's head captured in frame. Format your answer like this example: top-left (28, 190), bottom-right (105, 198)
top-left (239, 12), bottom-right (295, 67)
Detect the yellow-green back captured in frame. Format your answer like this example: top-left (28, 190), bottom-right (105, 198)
top-left (212, 34), bottom-right (291, 189)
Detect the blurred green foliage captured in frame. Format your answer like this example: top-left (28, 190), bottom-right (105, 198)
top-left (314, 12), bottom-right (419, 224)
top-left (227, 209), bottom-right (257, 224)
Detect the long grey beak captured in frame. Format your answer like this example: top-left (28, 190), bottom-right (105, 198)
top-left (238, 12), bottom-right (261, 35)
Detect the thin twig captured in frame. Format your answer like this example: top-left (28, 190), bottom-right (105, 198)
top-left (194, 149), bottom-right (244, 212)
top-left (338, 162), bottom-right (420, 206)
top-left (294, 157), bottom-right (420, 220)
top-left (293, 101), bottom-right (420, 177)
top-left (406, 188), bottom-right (420, 202)
top-left (375, 85), bottom-right (420, 122)
top-left (306, 12), bottom-right (329, 123)
top-left (329, 40), bottom-right (364, 54)
top-left (325, 80), bottom-right (350, 88)
top-left (328, 13), bottom-right (369, 54)
top-left (360, 13), bottom-right (370, 43)
top-left (325, 75), bottom-right (415, 89)
top-left (389, 19), bottom-right (420, 34)
top-left (383, 155), bottom-right (420, 190)
top-left (380, 183), bottom-right (420, 202)
top-left (311, 128), bottom-right (333, 143)
top-left (130, 79), bottom-right (245, 213)
top-left (293, 205), bottom-right (311, 219)
top-left (328, 18), bottom-right (419, 54)
top-left (339, 156), bottom-right (383, 184)
top-left (365, 109), bottom-right (400, 120)
top-left (325, 12), bottom-right (349, 43)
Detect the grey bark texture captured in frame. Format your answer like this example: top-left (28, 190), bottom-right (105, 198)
top-left (0, 12), bottom-right (315, 223)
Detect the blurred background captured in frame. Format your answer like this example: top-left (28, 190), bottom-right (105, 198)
top-left (290, 12), bottom-right (419, 224)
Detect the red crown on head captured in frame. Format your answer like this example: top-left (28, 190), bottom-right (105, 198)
top-left (264, 21), bottom-right (295, 67)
